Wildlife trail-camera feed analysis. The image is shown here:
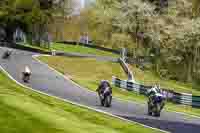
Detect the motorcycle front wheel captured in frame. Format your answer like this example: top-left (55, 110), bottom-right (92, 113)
top-left (147, 102), bottom-right (153, 116)
top-left (154, 104), bottom-right (161, 117)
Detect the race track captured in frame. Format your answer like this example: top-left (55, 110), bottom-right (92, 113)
top-left (0, 47), bottom-right (200, 133)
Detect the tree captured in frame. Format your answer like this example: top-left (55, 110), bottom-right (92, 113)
top-left (86, 0), bottom-right (200, 83)
top-left (193, 0), bottom-right (200, 17)
top-left (0, 0), bottom-right (63, 45)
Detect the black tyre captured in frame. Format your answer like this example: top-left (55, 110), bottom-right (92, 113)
top-left (154, 111), bottom-right (160, 117)
top-left (101, 99), bottom-right (104, 106)
top-left (148, 102), bottom-right (152, 116)
top-left (104, 95), bottom-right (112, 107)
top-left (154, 104), bottom-right (161, 117)
top-left (99, 94), bottom-right (104, 106)
top-left (23, 75), bottom-right (30, 83)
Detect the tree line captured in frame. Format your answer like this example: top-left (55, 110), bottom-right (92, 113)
top-left (0, 0), bottom-right (69, 47)
top-left (82, 0), bottom-right (200, 84)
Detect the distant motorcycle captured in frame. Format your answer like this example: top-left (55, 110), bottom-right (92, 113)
top-left (148, 93), bottom-right (165, 117)
top-left (22, 72), bottom-right (31, 83)
top-left (98, 87), bottom-right (112, 107)
top-left (2, 50), bottom-right (12, 59)
top-left (22, 66), bottom-right (31, 83)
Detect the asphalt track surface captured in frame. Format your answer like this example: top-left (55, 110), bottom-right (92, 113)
top-left (0, 47), bottom-right (200, 133)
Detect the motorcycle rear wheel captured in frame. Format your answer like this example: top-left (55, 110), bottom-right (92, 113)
top-left (147, 102), bottom-right (153, 116)
top-left (154, 104), bottom-right (161, 117)
top-left (104, 95), bottom-right (112, 107)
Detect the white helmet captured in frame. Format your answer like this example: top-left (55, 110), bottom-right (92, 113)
top-left (148, 85), bottom-right (160, 94)
top-left (25, 66), bottom-right (31, 74)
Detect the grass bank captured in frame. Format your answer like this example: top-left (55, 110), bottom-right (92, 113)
top-left (51, 43), bottom-right (119, 57)
top-left (17, 42), bottom-right (119, 57)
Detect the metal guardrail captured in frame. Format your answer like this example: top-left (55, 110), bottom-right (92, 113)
top-left (112, 76), bottom-right (152, 94)
top-left (58, 41), bottom-right (121, 55)
top-left (173, 93), bottom-right (200, 107)
top-left (112, 76), bottom-right (200, 108)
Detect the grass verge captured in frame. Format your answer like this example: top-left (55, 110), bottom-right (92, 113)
top-left (17, 42), bottom-right (119, 57)
top-left (51, 43), bottom-right (119, 57)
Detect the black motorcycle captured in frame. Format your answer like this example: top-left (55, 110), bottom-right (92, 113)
top-left (98, 87), bottom-right (112, 107)
top-left (148, 94), bottom-right (165, 117)
top-left (22, 72), bottom-right (31, 83)
top-left (2, 50), bottom-right (12, 59)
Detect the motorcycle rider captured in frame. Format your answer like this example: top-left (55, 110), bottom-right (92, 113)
top-left (22, 65), bottom-right (31, 82)
top-left (96, 80), bottom-right (112, 103)
top-left (147, 84), bottom-right (165, 114)
top-left (2, 50), bottom-right (12, 59)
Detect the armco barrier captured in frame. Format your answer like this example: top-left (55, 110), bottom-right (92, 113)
top-left (0, 43), bottom-right (51, 54)
top-left (112, 76), bottom-right (200, 108)
top-left (112, 77), bottom-right (143, 94)
top-left (173, 93), bottom-right (200, 107)
top-left (14, 44), bottom-right (51, 54)
top-left (192, 96), bottom-right (200, 107)
top-left (58, 41), bottom-right (121, 55)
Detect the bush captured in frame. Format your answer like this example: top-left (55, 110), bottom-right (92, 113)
top-left (110, 33), bottom-right (135, 49)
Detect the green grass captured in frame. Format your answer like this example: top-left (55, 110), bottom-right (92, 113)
top-left (38, 56), bottom-right (200, 117)
top-left (38, 56), bottom-right (127, 91)
top-left (0, 71), bottom-right (162, 133)
top-left (129, 65), bottom-right (200, 95)
top-left (51, 43), bottom-right (119, 57)
top-left (18, 42), bottom-right (119, 57)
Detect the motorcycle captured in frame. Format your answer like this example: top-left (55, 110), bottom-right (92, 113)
top-left (22, 66), bottom-right (31, 83)
top-left (2, 50), bottom-right (12, 59)
top-left (22, 72), bottom-right (31, 83)
top-left (148, 94), bottom-right (165, 117)
top-left (98, 87), bottom-right (112, 107)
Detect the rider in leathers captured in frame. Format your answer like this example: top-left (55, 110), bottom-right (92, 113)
top-left (96, 80), bottom-right (112, 99)
top-left (147, 85), bottom-right (165, 110)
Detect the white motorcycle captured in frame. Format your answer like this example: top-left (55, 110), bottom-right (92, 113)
top-left (22, 66), bottom-right (31, 83)
top-left (147, 86), bottom-right (165, 117)
top-left (148, 93), bottom-right (165, 117)
top-left (2, 50), bottom-right (12, 59)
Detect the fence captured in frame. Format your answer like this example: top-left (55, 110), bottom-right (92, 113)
top-left (2, 43), bottom-right (51, 54)
top-left (51, 50), bottom-right (119, 62)
top-left (173, 93), bottom-right (200, 107)
top-left (112, 76), bottom-right (200, 108)
top-left (58, 41), bottom-right (121, 55)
